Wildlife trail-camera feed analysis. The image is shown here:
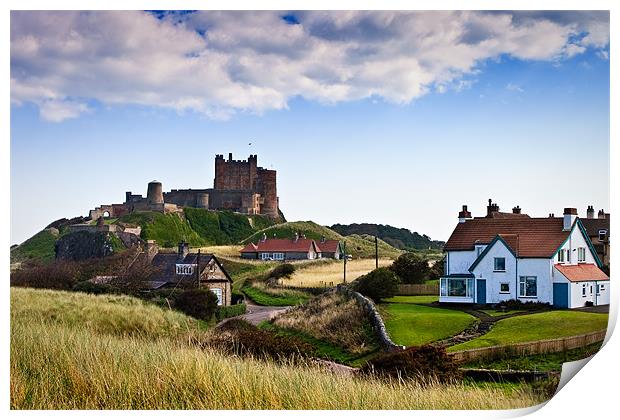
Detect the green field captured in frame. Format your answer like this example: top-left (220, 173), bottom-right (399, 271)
top-left (449, 311), bottom-right (609, 351)
top-left (380, 302), bottom-right (476, 346)
top-left (11, 287), bottom-right (543, 409)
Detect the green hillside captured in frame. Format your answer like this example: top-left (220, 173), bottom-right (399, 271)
top-left (330, 223), bottom-right (445, 251)
top-left (243, 221), bottom-right (402, 259)
top-left (10, 228), bottom-right (59, 264)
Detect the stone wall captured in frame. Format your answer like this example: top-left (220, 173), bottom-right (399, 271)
top-left (336, 284), bottom-right (405, 352)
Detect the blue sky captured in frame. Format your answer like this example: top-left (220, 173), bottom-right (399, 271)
top-left (10, 11), bottom-right (610, 244)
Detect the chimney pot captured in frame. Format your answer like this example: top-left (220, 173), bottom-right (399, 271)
top-left (598, 209), bottom-right (606, 219)
top-left (587, 205), bottom-right (595, 219)
top-left (512, 206), bottom-right (521, 214)
top-left (458, 204), bottom-right (472, 223)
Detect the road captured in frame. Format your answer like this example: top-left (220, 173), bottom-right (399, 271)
top-left (239, 303), bottom-right (290, 325)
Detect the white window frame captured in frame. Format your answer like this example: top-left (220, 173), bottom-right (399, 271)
top-left (273, 252), bottom-right (285, 260)
top-left (558, 249), bottom-right (565, 263)
top-left (210, 287), bottom-right (223, 306)
top-left (260, 252), bottom-right (271, 260)
top-left (176, 264), bottom-right (195, 275)
top-left (577, 247), bottom-right (586, 262)
top-left (582, 284), bottom-right (587, 297)
top-left (500, 283), bottom-right (510, 294)
top-left (519, 276), bottom-right (537, 298)
top-left (494, 257), bottom-right (506, 272)
top-left (566, 249), bottom-right (571, 263)
top-left (440, 277), bottom-right (474, 298)
top-left (599, 230), bottom-right (607, 241)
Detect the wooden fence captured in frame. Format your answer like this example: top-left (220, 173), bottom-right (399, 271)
top-left (397, 283), bottom-right (439, 296)
top-left (450, 330), bottom-right (607, 363)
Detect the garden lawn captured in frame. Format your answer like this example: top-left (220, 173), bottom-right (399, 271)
top-left (448, 311), bottom-right (609, 351)
top-left (383, 295), bottom-right (437, 304)
top-left (380, 303), bottom-right (475, 346)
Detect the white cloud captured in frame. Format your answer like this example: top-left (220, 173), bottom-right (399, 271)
top-left (506, 83), bottom-right (524, 93)
top-left (10, 11), bottom-right (609, 122)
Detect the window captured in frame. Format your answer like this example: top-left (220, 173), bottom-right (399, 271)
top-left (601, 284), bottom-right (606, 291)
top-left (440, 278), bottom-right (474, 298)
top-left (519, 276), bottom-right (537, 298)
top-left (176, 264), bottom-right (194, 275)
top-left (260, 253), bottom-right (270, 260)
top-left (494, 257), bottom-right (506, 271)
top-left (578, 247), bottom-right (586, 262)
top-left (599, 230), bottom-right (607, 241)
top-left (273, 252), bottom-right (285, 260)
top-left (500, 283), bottom-right (510, 293)
top-left (558, 249), bottom-right (565, 263)
top-left (566, 250), bottom-right (571, 263)
top-left (596, 284), bottom-right (600, 295)
top-left (210, 288), bottom-right (223, 305)
top-left (582, 284), bottom-right (587, 297)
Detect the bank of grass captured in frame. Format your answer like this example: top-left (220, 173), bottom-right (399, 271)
top-left (462, 342), bottom-right (603, 372)
top-left (449, 311), bottom-right (609, 352)
top-left (272, 291), bottom-right (380, 356)
top-left (184, 208), bottom-right (276, 245)
top-left (11, 289), bottom-right (544, 409)
top-left (242, 282), bottom-right (312, 306)
top-left (10, 228), bottom-right (59, 264)
top-left (281, 258), bottom-right (392, 288)
top-left (117, 212), bottom-right (206, 247)
top-left (380, 303), bottom-right (476, 347)
top-left (480, 309), bottom-right (525, 317)
top-left (383, 295), bottom-right (437, 304)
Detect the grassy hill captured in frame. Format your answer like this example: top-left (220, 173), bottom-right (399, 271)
top-left (242, 221), bottom-right (402, 259)
top-left (11, 287), bottom-right (543, 409)
top-left (10, 228), bottom-right (59, 264)
top-left (330, 223), bottom-right (445, 251)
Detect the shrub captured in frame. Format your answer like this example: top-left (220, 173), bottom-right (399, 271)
top-left (427, 257), bottom-right (445, 280)
top-left (360, 345), bottom-right (462, 384)
top-left (72, 281), bottom-right (117, 295)
top-left (215, 304), bottom-right (247, 321)
top-left (10, 260), bottom-right (81, 290)
top-left (352, 267), bottom-right (400, 302)
top-left (210, 319), bottom-right (314, 361)
top-left (494, 300), bottom-right (552, 311)
top-left (174, 289), bottom-right (219, 321)
top-left (270, 263), bottom-right (296, 279)
top-left (389, 252), bottom-right (430, 284)
top-left (231, 291), bottom-right (245, 305)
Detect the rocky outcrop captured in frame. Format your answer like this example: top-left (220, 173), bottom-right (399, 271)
top-left (55, 231), bottom-right (117, 261)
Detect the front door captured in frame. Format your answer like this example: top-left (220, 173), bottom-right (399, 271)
top-left (476, 279), bottom-right (486, 304)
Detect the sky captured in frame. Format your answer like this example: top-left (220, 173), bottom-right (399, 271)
top-left (10, 10), bottom-right (610, 245)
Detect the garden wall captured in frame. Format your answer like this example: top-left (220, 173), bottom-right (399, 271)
top-left (450, 330), bottom-right (607, 363)
top-left (336, 285), bottom-right (405, 352)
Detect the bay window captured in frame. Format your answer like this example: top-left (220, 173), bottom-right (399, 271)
top-left (440, 277), bottom-right (474, 298)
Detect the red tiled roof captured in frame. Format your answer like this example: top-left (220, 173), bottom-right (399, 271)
top-left (317, 240), bottom-right (340, 253)
top-left (240, 238), bottom-right (318, 253)
top-left (445, 218), bottom-right (570, 258)
top-left (554, 264), bottom-right (609, 282)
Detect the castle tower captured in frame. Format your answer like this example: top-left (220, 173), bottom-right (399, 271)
top-left (146, 181), bottom-right (164, 204)
top-left (214, 153), bottom-right (257, 190)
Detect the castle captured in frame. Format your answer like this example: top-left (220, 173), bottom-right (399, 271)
top-left (89, 153), bottom-right (279, 219)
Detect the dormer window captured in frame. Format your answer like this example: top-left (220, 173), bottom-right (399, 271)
top-left (599, 230), bottom-right (608, 241)
top-left (176, 264), bottom-right (195, 275)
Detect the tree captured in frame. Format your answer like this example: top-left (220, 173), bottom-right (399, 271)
top-left (174, 288), bottom-right (219, 321)
top-left (352, 267), bottom-right (400, 302)
top-left (427, 257), bottom-right (445, 280)
top-left (389, 252), bottom-right (430, 284)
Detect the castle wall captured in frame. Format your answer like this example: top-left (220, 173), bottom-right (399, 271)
top-left (214, 153), bottom-right (257, 191)
top-left (256, 168), bottom-right (278, 218)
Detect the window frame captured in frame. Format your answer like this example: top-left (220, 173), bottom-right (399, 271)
top-left (500, 283), bottom-right (510, 294)
top-left (493, 257), bottom-right (506, 272)
top-left (577, 247), bottom-right (586, 262)
top-left (558, 249), bottom-right (565, 263)
top-left (582, 284), bottom-right (587, 297)
top-left (440, 278), bottom-right (474, 298)
top-left (599, 230), bottom-right (607, 241)
top-left (518, 276), bottom-right (538, 298)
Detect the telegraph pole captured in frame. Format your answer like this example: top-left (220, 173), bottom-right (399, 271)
top-left (196, 249), bottom-right (201, 288)
top-left (343, 240), bottom-right (347, 283)
top-left (375, 235), bottom-right (379, 269)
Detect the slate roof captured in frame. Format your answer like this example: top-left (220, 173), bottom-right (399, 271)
top-left (445, 218), bottom-right (570, 258)
top-left (240, 238), bottom-right (319, 253)
top-left (150, 252), bottom-right (231, 285)
top-left (554, 264), bottom-right (609, 282)
top-left (580, 217), bottom-right (610, 238)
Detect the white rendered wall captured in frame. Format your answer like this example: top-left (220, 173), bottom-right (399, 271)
top-left (447, 250), bottom-right (478, 274)
top-left (471, 240), bottom-right (517, 303)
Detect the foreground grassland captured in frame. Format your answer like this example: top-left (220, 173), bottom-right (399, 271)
top-left (449, 311), bottom-right (609, 351)
top-left (242, 282), bottom-right (312, 306)
top-left (11, 288), bottom-right (544, 409)
top-left (281, 258), bottom-right (393, 288)
top-left (380, 302), bottom-right (476, 347)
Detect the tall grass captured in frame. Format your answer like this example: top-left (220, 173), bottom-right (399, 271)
top-left (11, 288), bottom-right (545, 410)
top-left (273, 291), bottom-right (378, 354)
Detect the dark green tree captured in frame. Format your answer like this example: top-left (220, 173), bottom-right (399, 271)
top-left (389, 252), bottom-right (430, 284)
top-left (174, 289), bottom-right (219, 321)
top-left (353, 267), bottom-right (400, 302)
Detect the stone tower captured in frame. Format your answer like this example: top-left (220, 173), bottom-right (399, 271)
top-left (146, 181), bottom-right (164, 204)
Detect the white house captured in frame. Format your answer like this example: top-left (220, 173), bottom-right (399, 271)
top-left (440, 201), bottom-right (609, 308)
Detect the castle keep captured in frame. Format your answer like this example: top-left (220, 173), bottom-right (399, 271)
top-left (89, 154), bottom-right (279, 219)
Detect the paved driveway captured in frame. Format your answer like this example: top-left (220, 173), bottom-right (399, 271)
top-left (239, 303), bottom-right (290, 325)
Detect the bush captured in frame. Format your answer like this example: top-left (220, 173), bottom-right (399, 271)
top-left (389, 252), bottom-right (430, 284)
top-left (72, 281), bottom-right (117, 295)
top-left (352, 267), bottom-right (400, 302)
top-left (494, 300), bottom-right (552, 311)
top-left (427, 257), bottom-right (445, 280)
top-left (174, 289), bottom-right (219, 321)
top-left (360, 345), bottom-right (462, 384)
top-left (231, 291), bottom-right (245, 305)
top-left (215, 304), bottom-right (247, 321)
top-left (270, 263), bottom-right (296, 279)
top-left (10, 260), bottom-right (81, 290)
top-left (210, 319), bottom-right (314, 361)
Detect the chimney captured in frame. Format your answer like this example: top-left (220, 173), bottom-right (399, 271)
top-left (563, 208), bottom-right (578, 231)
top-left (598, 209), bottom-right (606, 219)
top-left (261, 232), bottom-right (267, 242)
top-left (549, 213), bottom-right (555, 218)
top-left (293, 232), bottom-right (299, 242)
top-left (301, 233), bottom-right (306, 239)
top-left (486, 199), bottom-right (499, 217)
top-left (177, 241), bottom-right (189, 259)
top-left (458, 205), bottom-right (472, 223)
top-left (512, 206), bottom-right (521, 214)
top-left (321, 236), bottom-right (326, 243)
top-left (587, 205), bottom-right (595, 219)
top-left (145, 240), bottom-right (159, 260)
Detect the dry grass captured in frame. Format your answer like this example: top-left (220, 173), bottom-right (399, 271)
top-left (273, 291), bottom-right (377, 354)
top-left (281, 258), bottom-right (392, 287)
top-left (11, 287), bottom-right (546, 410)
